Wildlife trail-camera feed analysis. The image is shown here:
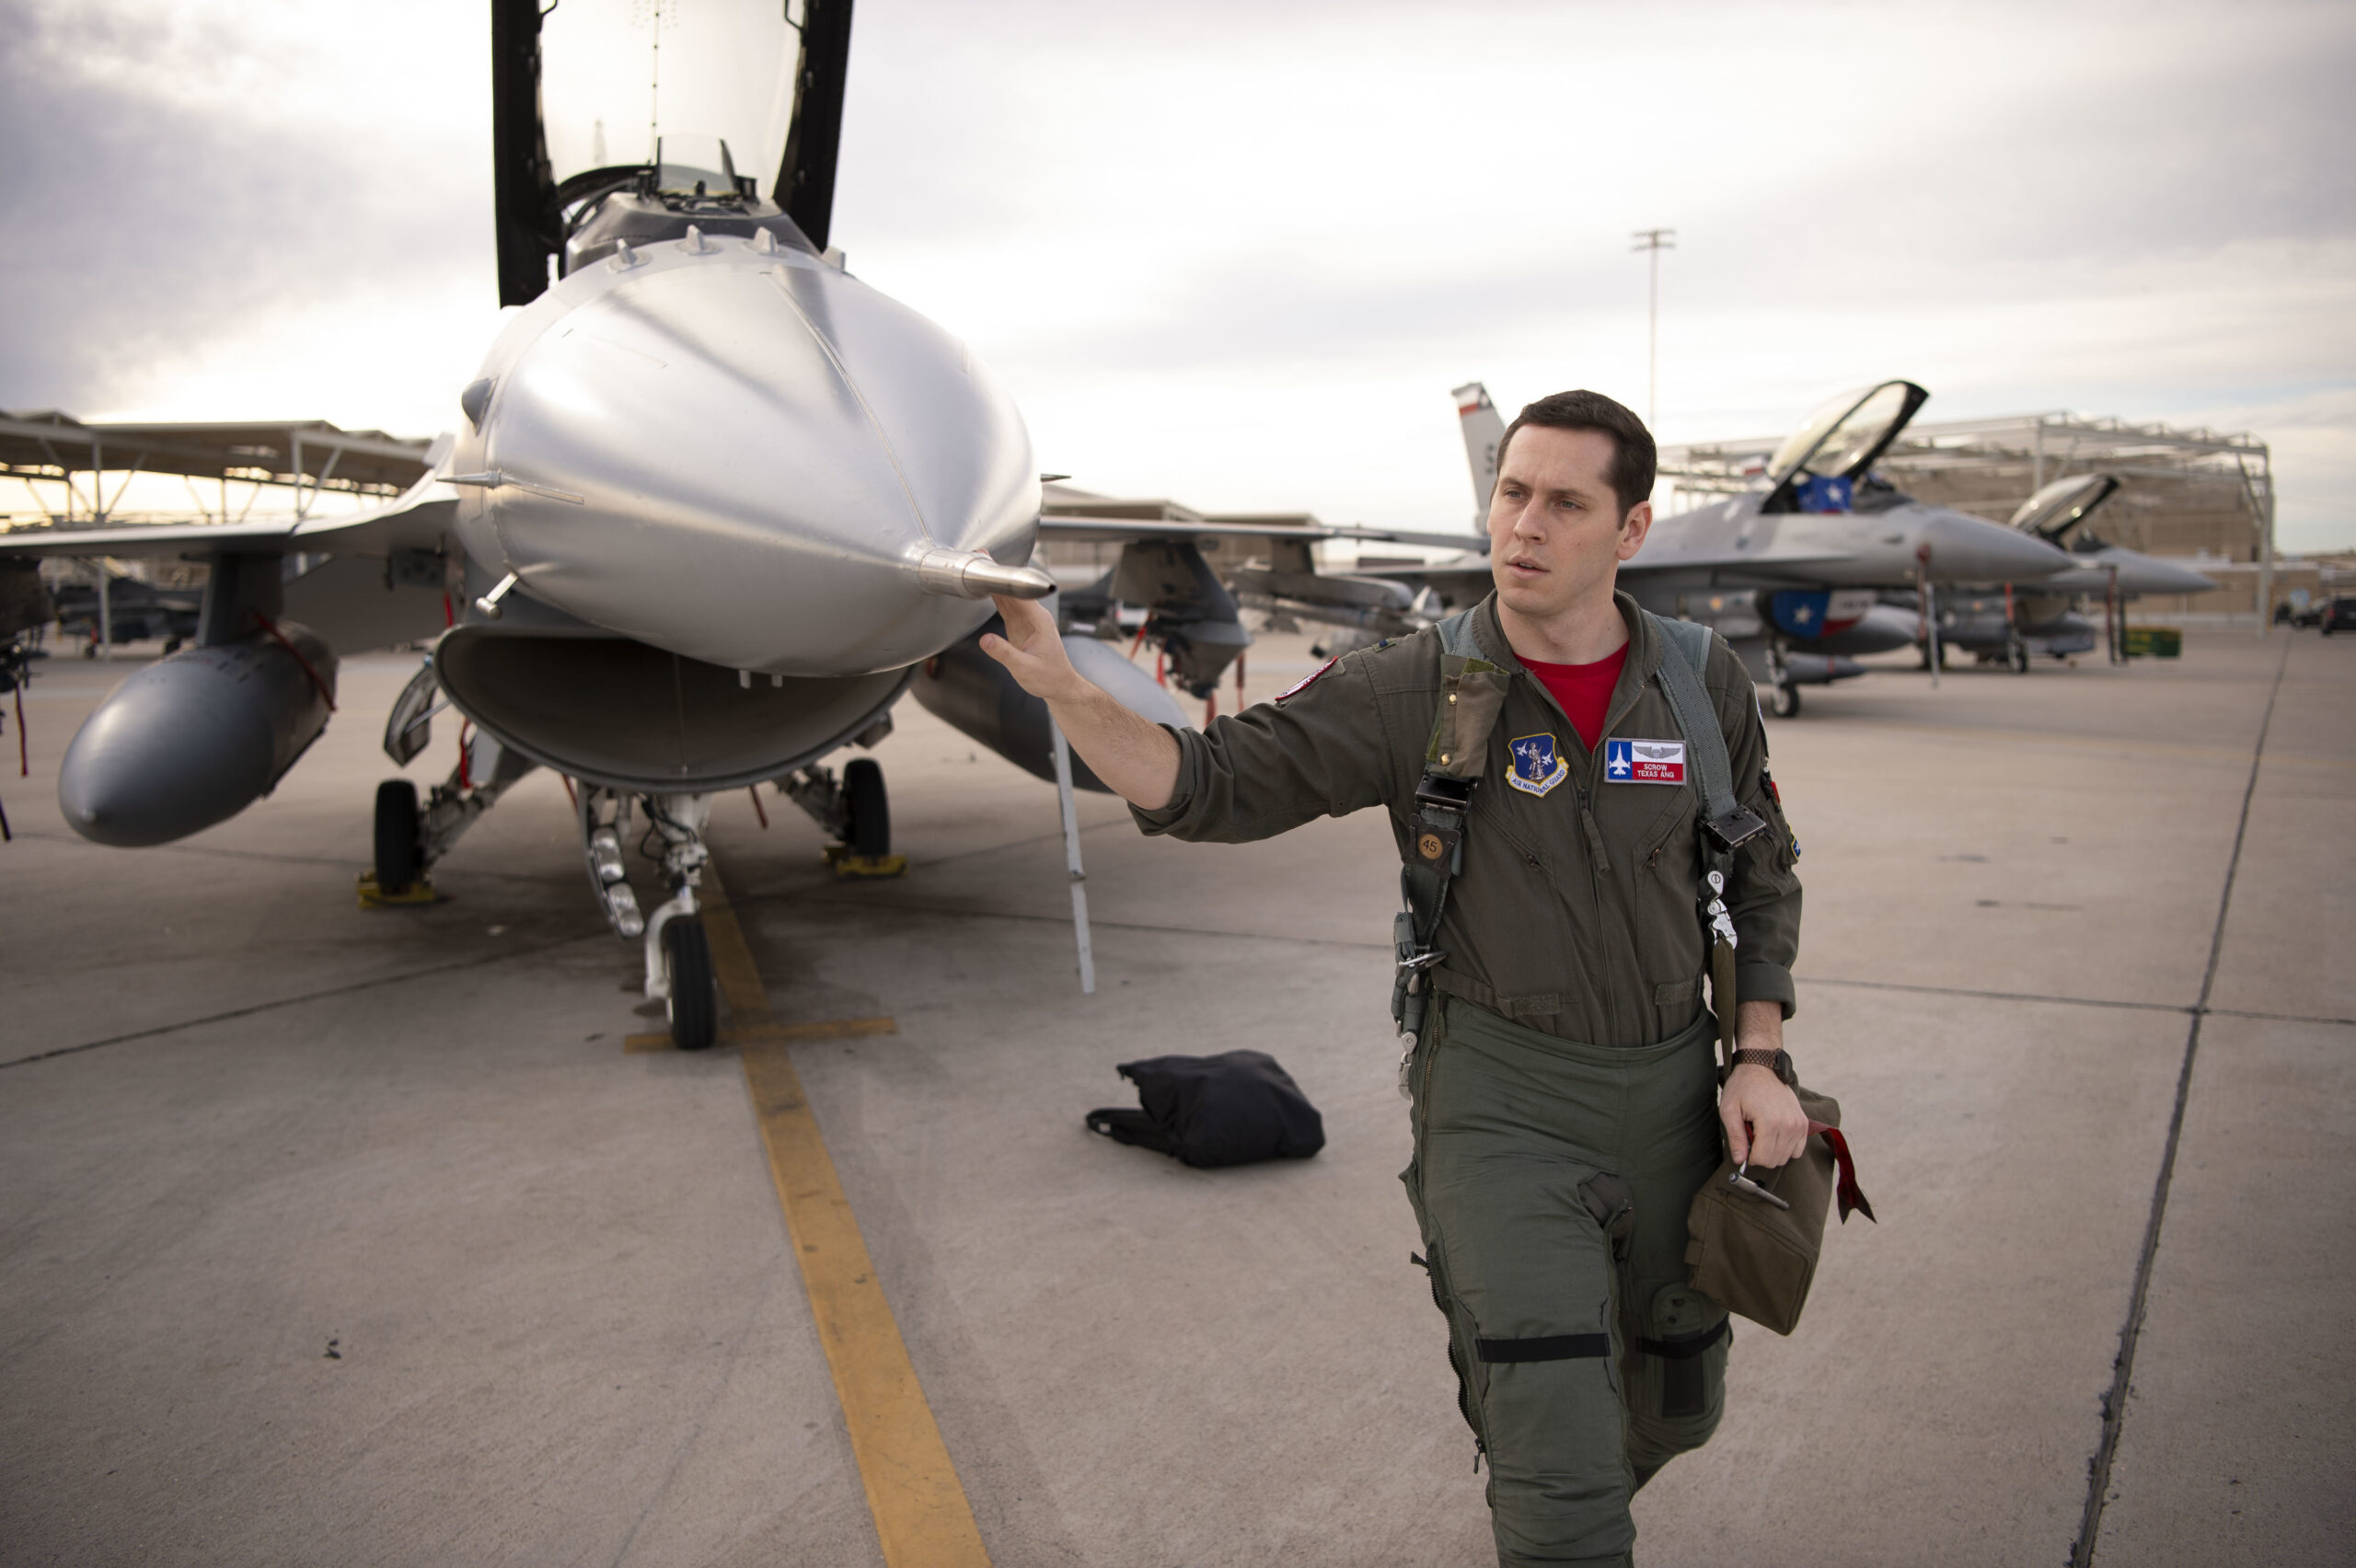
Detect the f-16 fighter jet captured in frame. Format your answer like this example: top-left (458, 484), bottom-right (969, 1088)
top-left (1899, 473), bottom-right (2217, 669)
top-left (1239, 380), bottom-right (2074, 715)
top-left (0, 0), bottom-right (1209, 1045)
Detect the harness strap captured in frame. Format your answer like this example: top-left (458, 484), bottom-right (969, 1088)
top-left (1643, 611), bottom-right (1770, 1066)
top-left (1393, 608), bottom-right (1497, 1071)
top-left (1435, 607), bottom-right (1482, 659)
top-left (1646, 615), bottom-right (1733, 824)
top-left (1478, 1333), bottom-right (1610, 1363)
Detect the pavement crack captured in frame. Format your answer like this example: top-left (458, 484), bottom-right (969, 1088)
top-left (1796, 976), bottom-right (2190, 1015)
top-left (0, 932), bottom-right (606, 1070)
top-left (2069, 632), bottom-right (2292, 1568)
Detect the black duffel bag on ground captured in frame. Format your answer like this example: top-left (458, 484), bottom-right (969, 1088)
top-left (1086, 1050), bottom-right (1326, 1168)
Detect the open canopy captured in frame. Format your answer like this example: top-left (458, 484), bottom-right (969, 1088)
top-left (1763, 380), bottom-right (1929, 505)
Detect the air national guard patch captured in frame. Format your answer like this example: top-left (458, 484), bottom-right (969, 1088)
top-left (1605, 738), bottom-right (1687, 785)
top-left (1506, 733), bottom-right (1570, 797)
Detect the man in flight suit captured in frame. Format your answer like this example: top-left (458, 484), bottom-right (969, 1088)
top-left (983, 390), bottom-right (1807, 1566)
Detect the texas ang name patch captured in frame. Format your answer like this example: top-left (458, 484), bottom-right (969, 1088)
top-left (1604, 738), bottom-right (1686, 784)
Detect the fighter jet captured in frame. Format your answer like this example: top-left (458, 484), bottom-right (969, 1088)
top-left (1242, 380), bottom-right (2074, 714)
top-left (1900, 473), bottom-right (2218, 669)
top-left (0, 0), bottom-right (1204, 1045)
top-left (47, 569), bottom-right (203, 655)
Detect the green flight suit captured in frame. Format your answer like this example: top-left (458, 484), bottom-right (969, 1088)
top-left (1133, 591), bottom-right (1802, 1566)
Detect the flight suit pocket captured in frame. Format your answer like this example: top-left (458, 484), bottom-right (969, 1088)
top-left (1634, 1283), bottom-right (1729, 1424)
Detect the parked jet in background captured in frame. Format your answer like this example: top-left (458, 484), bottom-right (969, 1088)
top-left (48, 570), bottom-right (202, 655)
top-left (1897, 473), bottom-right (2219, 669)
top-left (1241, 380), bottom-right (2073, 714)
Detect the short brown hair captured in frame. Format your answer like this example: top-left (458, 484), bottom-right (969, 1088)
top-left (1496, 390), bottom-right (1657, 521)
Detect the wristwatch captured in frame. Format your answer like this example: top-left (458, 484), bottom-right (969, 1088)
top-left (1730, 1047), bottom-right (1796, 1086)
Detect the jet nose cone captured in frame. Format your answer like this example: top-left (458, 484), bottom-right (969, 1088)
top-left (455, 236), bottom-right (1039, 675)
top-left (1918, 509), bottom-right (2074, 582)
top-left (2100, 550), bottom-right (2219, 595)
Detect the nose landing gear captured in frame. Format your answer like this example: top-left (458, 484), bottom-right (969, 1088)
top-left (579, 788), bottom-right (722, 1051)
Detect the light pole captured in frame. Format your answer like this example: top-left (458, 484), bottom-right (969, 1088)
top-left (1631, 228), bottom-right (1676, 430)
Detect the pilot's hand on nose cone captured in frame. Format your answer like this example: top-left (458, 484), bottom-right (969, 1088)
top-left (982, 594), bottom-right (1082, 702)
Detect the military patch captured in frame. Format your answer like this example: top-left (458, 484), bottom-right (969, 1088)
top-left (1276, 657), bottom-right (1337, 702)
top-left (1506, 732), bottom-right (1570, 797)
top-left (1605, 738), bottom-right (1686, 785)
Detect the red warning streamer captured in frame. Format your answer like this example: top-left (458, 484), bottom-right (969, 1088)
top-left (1807, 1120), bottom-right (1876, 1223)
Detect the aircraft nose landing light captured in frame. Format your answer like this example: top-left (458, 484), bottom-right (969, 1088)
top-left (448, 232), bottom-right (1044, 677)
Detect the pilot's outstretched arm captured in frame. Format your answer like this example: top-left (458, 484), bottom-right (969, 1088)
top-left (983, 594), bottom-right (1184, 809)
top-left (983, 593), bottom-right (1394, 842)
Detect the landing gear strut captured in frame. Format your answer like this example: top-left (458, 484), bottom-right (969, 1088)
top-left (579, 786), bottom-right (722, 1050)
top-left (1764, 643), bottom-right (1801, 720)
top-left (783, 757), bottom-right (905, 877)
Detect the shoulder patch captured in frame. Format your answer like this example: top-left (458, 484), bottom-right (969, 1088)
top-left (1276, 657), bottom-right (1339, 702)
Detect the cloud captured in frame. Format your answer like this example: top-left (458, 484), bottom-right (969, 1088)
top-left (0, 0), bottom-right (496, 428)
top-left (2, 0), bottom-right (2350, 545)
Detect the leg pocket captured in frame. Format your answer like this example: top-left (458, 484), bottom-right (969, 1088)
top-left (1624, 1282), bottom-right (1730, 1471)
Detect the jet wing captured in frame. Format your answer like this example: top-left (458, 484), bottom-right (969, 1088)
top-left (1351, 546), bottom-right (1861, 584)
top-left (0, 444), bottom-right (459, 562)
top-left (1038, 514), bottom-right (1492, 554)
top-left (2, 447), bottom-right (463, 655)
top-left (1035, 516), bottom-right (1332, 546)
top-left (1325, 525), bottom-right (1495, 554)
top-left (1623, 544), bottom-right (1863, 577)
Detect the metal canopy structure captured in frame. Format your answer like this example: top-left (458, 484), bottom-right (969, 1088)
top-left (1, 413), bottom-right (432, 527)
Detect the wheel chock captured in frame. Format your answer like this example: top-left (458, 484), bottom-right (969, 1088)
top-left (357, 870), bottom-right (439, 907)
top-left (823, 843), bottom-right (907, 879)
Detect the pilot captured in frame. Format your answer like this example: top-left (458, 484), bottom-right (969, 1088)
top-left (985, 389), bottom-right (1807, 1567)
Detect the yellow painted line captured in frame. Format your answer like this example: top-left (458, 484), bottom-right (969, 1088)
top-left (622, 1017), bottom-right (898, 1054)
top-left (699, 868), bottom-right (991, 1568)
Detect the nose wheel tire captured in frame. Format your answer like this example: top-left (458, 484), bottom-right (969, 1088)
top-left (843, 756), bottom-right (891, 858)
top-left (1768, 680), bottom-right (1801, 719)
top-left (2008, 637), bottom-right (2030, 674)
top-left (664, 916), bottom-right (718, 1051)
top-left (374, 779), bottom-right (422, 893)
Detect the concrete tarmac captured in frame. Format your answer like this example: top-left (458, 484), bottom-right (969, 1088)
top-left (1, 626), bottom-right (2348, 1565)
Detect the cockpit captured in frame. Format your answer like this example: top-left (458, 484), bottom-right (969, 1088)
top-left (560, 134), bottom-right (821, 275)
top-left (1759, 381), bottom-right (1930, 514)
top-left (498, 0), bottom-right (831, 295)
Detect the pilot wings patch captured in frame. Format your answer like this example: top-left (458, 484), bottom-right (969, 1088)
top-left (1506, 732), bottom-right (1570, 797)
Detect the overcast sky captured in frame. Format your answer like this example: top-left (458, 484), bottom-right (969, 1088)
top-left (4, 0), bottom-right (2350, 549)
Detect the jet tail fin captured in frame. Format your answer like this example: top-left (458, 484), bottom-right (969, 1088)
top-left (1452, 382), bottom-right (1505, 521)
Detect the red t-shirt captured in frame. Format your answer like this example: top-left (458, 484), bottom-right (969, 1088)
top-left (1520, 643), bottom-right (1628, 753)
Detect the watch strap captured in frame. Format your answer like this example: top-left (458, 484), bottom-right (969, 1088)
top-left (1731, 1048), bottom-right (1796, 1085)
